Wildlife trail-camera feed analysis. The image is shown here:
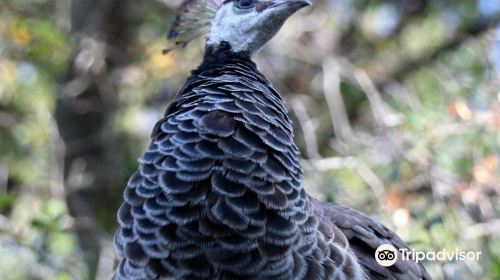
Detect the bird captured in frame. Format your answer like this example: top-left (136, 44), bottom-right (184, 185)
top-left (113, 0), bottom-right (432, 279)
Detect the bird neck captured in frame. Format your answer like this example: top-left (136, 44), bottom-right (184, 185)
top-left (194, 41), bottom-right (254, 75)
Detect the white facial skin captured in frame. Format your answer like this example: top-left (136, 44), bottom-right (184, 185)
top-left (206, 0), bottom-right (310, 54)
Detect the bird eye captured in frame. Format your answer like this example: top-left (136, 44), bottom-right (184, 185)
top-left (235, 0), bottom-right (255, 9)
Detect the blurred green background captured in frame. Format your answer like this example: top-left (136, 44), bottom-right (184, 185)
top-left (0, 0), bottom-right (499, 279)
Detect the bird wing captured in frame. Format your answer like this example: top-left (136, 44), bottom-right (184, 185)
top-left (312, 199), bottom-right (432, 280)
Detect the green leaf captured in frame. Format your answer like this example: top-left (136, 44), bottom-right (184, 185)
top-left (0, 193), bottom-right (16, 208)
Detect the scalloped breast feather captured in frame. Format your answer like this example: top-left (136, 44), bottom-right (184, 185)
top-left (163, 0), bottom-right (225, 54)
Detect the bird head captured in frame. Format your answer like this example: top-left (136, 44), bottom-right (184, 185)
top-left (207, 0), bottom-right (311, 53)
top-left (165, 0), bottom-right (311, 55)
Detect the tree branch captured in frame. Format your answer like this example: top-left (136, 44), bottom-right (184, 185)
top-left (376, 15), bottom-right (500, 88)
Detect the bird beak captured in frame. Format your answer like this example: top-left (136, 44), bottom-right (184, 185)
top-left (290, 0), bottom-right (312, 8)
top-left (284, 0), bottom-right (312, 7)
top-left (267, 0), bottom-right (312, 13)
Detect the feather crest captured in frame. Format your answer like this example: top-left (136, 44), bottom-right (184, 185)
top-left (163, 0), bottom-right (225, 54)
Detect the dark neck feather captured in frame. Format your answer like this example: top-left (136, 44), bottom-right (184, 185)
top-left (193, 41), bottom-right (254, 75)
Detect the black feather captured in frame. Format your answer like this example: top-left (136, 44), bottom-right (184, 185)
top-left (113, 43), bottom-right (430, 280)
